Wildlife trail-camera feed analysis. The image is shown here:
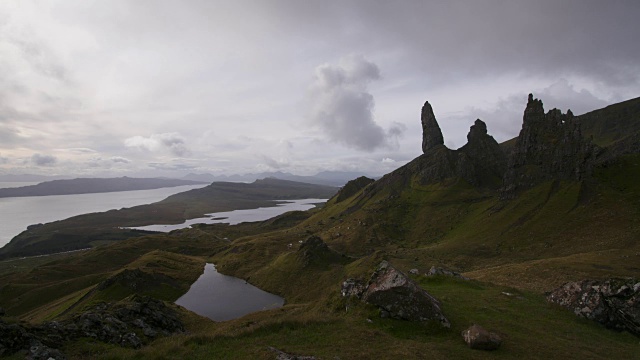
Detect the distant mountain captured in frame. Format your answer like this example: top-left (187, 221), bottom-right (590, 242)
top-left (0, 174), bottom-right (71, 182)
top-left (183, 170), bottom-right (380, 187)
top-left (0, 177), bottom-right (208, 198)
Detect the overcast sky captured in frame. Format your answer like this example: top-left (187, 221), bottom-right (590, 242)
top-left (1, 1), bottom-right (639, 178)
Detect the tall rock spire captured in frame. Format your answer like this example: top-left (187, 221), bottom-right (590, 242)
top-left (421, 101), bottom-right (444, 153)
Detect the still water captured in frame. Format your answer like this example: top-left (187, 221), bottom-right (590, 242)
top-left (176, 263), bottom-right (284, 321)
top-left (0, 184), bottom-right (207, 247)
top-left (131, 198), bottom-right (327, 232)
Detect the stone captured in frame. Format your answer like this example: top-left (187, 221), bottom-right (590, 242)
top-left (461, 324), bottom-right (502, 350)
top-left (409, 268), bottom-right (419, 275)
top-left (269, 346), bottom-right (317, 360)
top-left (341, 278), bottom-right (366, 298)
top-left (547, 278), bottom-right (640, 336)
top-left (421, 101), bottom-right (445, 153)
top-left (427, 266), bottom-right (469, 280)
top-left (28, 339), bottom-right (67, 360)
top-left (355, 261), bottom-right (450, 327)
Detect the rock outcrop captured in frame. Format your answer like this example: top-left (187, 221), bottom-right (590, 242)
top-left (373, 102), bottom-right (507, 192)
top-left (341, 261), bottom-right (450, 327)
top-left (0, 296), bottom-right (184, 359)
top-left (335, 176), bottom-right (375, 203)
top-left (501, 94), bottom-right (596, 198)
top-left (461, 324), bottom-right (502, 350)
top-left (459, 119), bottom-right (508, 186)
top-left (296, 235), bottom-right (344, 268)
top-left (547, 278), bottom-right (640, 336)
top-left (269, 346), bottom-right (317, 360)
top-left (421, 101), bottom-right (445, 153)
top-left (427, 266), bottom-right (469, 280)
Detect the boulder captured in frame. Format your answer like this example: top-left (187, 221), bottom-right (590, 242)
top-left (547, 278), bottom-right (640, 336)
top-left (343, 261), bottom-right (449, 327)
top-left (461, 324), bottom-right (502, 350)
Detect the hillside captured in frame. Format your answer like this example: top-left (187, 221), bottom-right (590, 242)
top-left (0, 177), bottom-right (207, 198)
top-left (0, 178), bottom-right (337, 259)
top-left (0, 94), bottom-right (639, 359)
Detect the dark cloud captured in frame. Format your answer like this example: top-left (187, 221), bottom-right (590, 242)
top-left (255, 1), bottom-right (640, 87)
top-left (307, 55), bottom-right (405, 151)
top-left (31, 153), bottom-right (57, 166)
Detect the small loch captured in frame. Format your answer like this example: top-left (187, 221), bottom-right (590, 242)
top-left (176, 263), bottom-right (284, 321)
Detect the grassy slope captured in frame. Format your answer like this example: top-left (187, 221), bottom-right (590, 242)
top-left (1, 153), bottom-right (638, 358)
top-left (1, 147), bottom-right (640, 356)
top-left (58, 276), bottom-right (639, 360)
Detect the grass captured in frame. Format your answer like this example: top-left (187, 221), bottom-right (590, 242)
top-left (56, 276), bottom-right (639, 360)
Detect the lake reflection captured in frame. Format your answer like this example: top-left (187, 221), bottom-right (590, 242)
top-left (176, 263), bottom-right (284, 321)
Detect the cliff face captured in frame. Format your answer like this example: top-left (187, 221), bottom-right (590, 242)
top-left (368, 93), bottom-right (634, 200)
top-left (413, 103), bottom-right (507, 188)
top-left (501, 94), bottom-right (596, 198)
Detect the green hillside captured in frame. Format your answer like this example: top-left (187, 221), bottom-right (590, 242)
top-left (1, 95), bottom-right (639, 359)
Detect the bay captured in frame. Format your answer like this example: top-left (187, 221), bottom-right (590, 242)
top-left (0, 184), bottom-right (207, 247)
top-left (130, 198), bottom-right (327, 232)
top-left (175, 263), bottom-right (284, 321)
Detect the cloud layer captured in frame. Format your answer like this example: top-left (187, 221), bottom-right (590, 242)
top-left (0, 1), bottom-right (638, 177)
top-left (307, 55), bottom-right (404, 151)
top-left (124, 133), bottom-right (189, 157)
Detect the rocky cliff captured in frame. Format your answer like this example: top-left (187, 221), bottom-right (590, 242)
top-left (375, 100), bottom-right (507, 190)
top-left (501, 94), bottom-right (596, 198)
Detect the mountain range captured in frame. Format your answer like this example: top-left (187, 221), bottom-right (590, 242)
top-left (182, 170), bottom-right (380, 187)
top-left (0, 177), bottom-right (207, 198)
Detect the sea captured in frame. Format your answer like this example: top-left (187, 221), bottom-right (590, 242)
top-left (0, 182), bottom-right (208, 248)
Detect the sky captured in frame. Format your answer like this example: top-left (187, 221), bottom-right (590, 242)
top-left (0, 1), bottom-right (639, 178)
